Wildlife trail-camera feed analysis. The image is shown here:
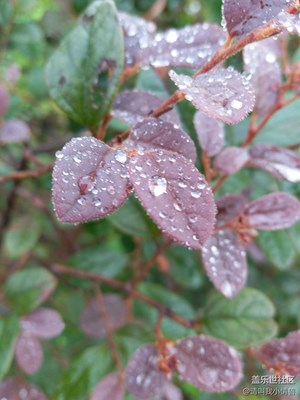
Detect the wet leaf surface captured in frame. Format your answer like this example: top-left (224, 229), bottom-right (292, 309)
top-left (223, 0), bottom-right (292, 38)
top-left (128, 149), bottom-right (216, 249)
top-left (52, 137), bottom-right (130, 223)
top-left (174, 335), bottom-right (243, 392)
top-left (169, 68), bottom-right (255, 125)
top-left (245, 192), bottom-right (300, 230)
top-left (80, 294), bottom-right (127, 337)
top-left (125, 118), bottom-right (196, 162)
top-left (111, 90), bottom-right (181, 127)
top-left (125, 344), bottom-right (166, 399)
top-left (249, 143), bottom-right (300, 182)
top-left (46, 0), bottom-right (124, 132)
top-left (244, 38), bottom-right (282, 117)
top-left (21, 308), bottom-right (65, 339)
top-left (214, 147), bottom-right (250, 175)
top-left (193, 110), bottom-right (225, 157)
top-left (15, 332), bottom-right (43, 374)
top-left (202, 229), bottom-right (247, 298)
top-left (253, 330), bottom-right (300, 376)
top-left (90, 373), bottom-right (125, 400)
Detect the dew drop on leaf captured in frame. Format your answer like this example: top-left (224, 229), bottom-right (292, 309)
top-left (148, 176), bottom-right (168, 197)
top-left (114, 149), bottom-right (128, 164)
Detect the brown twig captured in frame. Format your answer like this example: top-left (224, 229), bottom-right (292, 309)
top-left (212, 175), bottom-right (228, 193)
top-left (201, 151), bottom-right (213, 183)
top-left (130, 239), bottom-right (172, 289)
top-left (94, 284), bottom-right (123, 373)
top-left (242, 94), bottom-right (300, 147)
top-left (144, 0), bottom-right (167, 20)
top-left (0, 164), bottom-right (52, 183)
top-left (51, 264), bottom-right (198, 329)
top-left (149, 23), bottom-right (282, 121)
top-left (96, 113), bottom-right (112, 141)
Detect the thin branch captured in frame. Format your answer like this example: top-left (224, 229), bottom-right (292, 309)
top-left (0, 164), bottom-right (52, 183)
top-left (242, 94), bottom-right (300, 147)
top-left (94, 284), bottom-right (123, 373)
top-left (149, 23), bottom-right (282, 120)
top-left (212, 175), bottom-right (228, 193)
top-left (130, 239), bottom-right (172, 288)
top-left (51, 264), bottom-right (198, 330)
top-left (144, 0), bottom-right (167, 20)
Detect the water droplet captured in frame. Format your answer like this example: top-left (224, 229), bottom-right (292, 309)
top-left (189, 215), bottom-right (198, 223)
top-left (55, 151), bottom-right (64, 159)
top-left (115, 149), bottom-right (127, 164)
top-left (231, 99), bottom-right (243, 110)
top-left (221, 281), bottom-right (233, 297)
top-left (73, 155), bottom-right (82, 164)
top-left (159, 211), bottom-right (168, 219)
top-left (93, 198), bottom-right (101, 207)
top-left (136, 374), bottom-right (144, 385)
top-left (191, 190), bottom-right (201, 198)
top-left (78, 175), bottom-right (96, 194)
top-left (165, 29), bottom-right (179, 43)
top-left (173, 202), bottom-right (182, 211)
top-left (148, 176), bottom-right (167, 197)
top-left (77, 197), bottom-right (86, 206)
top-left (178, 181), bottom-right (188, 188)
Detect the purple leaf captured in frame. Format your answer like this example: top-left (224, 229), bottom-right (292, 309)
top-left (90, 373), bottom-right (125, 400)
top-left (148, 23), bottom-right (226, 69)
top-left (202, 229), bottom-right (247, 298)
top-left (0, 119), bottom-right (31, 143)
top-left (124, 118), bottom-right (196, 163)
top-left (169, 67), bottom-right (255, 125)
top-left (193, 110), bottom-right (225, 157)
top-left (244, 38), bottom-right (282, 117)
top-left (214, 147), bottom-right (250, 175)
top-left (249, 143), bottom-right (300, 182)
top-left (222, 0), bottom-right (292, 38)
top-left (111, 90), bottom-right (181, 126)
top-left (125, 344), bottom-right (167, 399)
top-left (160, 381), bottom-right (183, 400)
top-left (254, 330), bottom-right (300, 376)
top-left (245, 192), bottom-right (300, 230)
top-left (0, 83), bottom-right (9, 117)
top-left (0, 378), bottom-right (47, 400)
top-left (80, 294), bottom-right (127, 338)
top-left (15, 333), bottom-right (43, 374)
top-left (20, 308), bottom-right (65, 339)
top-left (118, 12), bottom-right (156, 66)
top-left (52, 137), bottom-right (131, 223)
top-left (174, 335), bottom-right (243, 392)
top-left (216, 194), bottom-right (247, 225)
top-left (128, 149), bottom-right (216, 250)
top-left (276, 10), bottom-right (300, 35)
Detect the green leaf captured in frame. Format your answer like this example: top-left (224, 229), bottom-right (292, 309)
top-left (256, 97), bottom-right (300, 146)
top-left (5, 267), bottom-right (57, 314)
top-left (69, 246), bottom-right (128, 278)
top-left (108, 196), bottom-right (153, 239)
top-left (202, 288), bottom-right (277, 348)
top-left (135, 282), bottom-right (196, 339)
top-left (0, 315), bottom-right (20, 380)
top-left (257, 230), bottom-right (296, 270)
top-left (3, 221), bottom-right (40, 259)
top-left (115, 322), bottom-right (155, 362)
top-left (53, 345), bottom-right (112, 400)
top-left (46, 0), bottom-right (124, 133)
top-left (166, 246), bottom-right (203, 289)
top-left (135, 68), bottom-right (169, 99)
